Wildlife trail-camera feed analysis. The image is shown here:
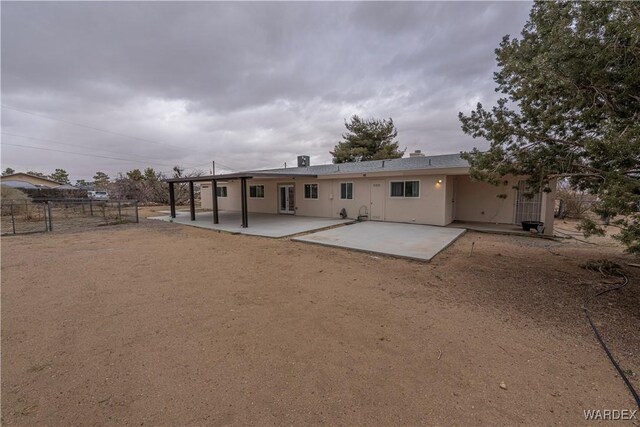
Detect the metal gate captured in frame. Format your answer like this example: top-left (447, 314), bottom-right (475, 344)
top-left (514, 180), bottom-right (542, 223)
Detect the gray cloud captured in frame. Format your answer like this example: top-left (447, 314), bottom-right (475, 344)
top-left (1, 1), bottom-right (531, 180)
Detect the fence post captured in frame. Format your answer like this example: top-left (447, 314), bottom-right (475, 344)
top-left (42, 203), bottom-right (47, 232)
top-left (10, 203), bottom-right (16, 234)
top-left (89, 199), bottom-right (93, 216)
top-left (135, 201), bottom-right (139, 223)
top-left (47, 202), bottom-right (53, 231)
top-left (118, 201), bottom-right (122, 220)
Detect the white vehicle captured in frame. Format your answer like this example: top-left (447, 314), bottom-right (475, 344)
top-left (88, 190), bottom-right (109, 200)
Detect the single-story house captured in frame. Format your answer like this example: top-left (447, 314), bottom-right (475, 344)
top-left (0, 172), bottom-right (73, 189)
top-left (165, 151), bottom-right (556, 236)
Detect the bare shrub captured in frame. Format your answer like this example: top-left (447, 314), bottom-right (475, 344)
top-left (555, 181), bottom-right (598, 219)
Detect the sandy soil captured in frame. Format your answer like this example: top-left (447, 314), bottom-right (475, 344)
top-left (2, 215), bottom-right (639, 425)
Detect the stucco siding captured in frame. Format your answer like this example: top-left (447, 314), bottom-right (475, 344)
top-left (200, 184), bottom-right (212, 209)
top-left (198, 173), bottom-right (551, 229)
top-left (294, 180), bottom-right (333, 218)
top-left (382, 175), bottom-right (446, 225)
top-left (200, 181), bottom-right (241, 211)
top-left (247, 180), bottom-right (278, 214)
top-left (200, 176), bottom-right (452, 225)
top-left (453, 175), bottom-right (518, 224)
top-left (444, 176), bottom-right (455, 225)
top-left (328, 179), bottom-right (371, 220)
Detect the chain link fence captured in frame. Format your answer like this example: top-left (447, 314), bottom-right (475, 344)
top-left (1, 199), bottom-right (139, 235)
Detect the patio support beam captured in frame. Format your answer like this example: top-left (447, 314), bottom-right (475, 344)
top-left (211, 180), bottom-right (219, 224)
top-left (169, 182), bottom-right (176, 218)
top-left (189, 181), bottom-right (196, 221)
top-left (240, 177), bottom-right (248, 228)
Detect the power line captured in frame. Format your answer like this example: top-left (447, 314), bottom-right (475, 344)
top-left (1, 104), bottom-right (242, 171)
top-left (1, 131), bottom-right (181, 165)
top-left (2, 141), bottom-right (182, 169)
top-left (2, 104), bottom-right (189, 151)
top-left (1, 132), bottom-right (214, 170)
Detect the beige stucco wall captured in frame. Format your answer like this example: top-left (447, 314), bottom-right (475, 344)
top-left (294, 179), bottom-right (334, 218)
top-left (199, 172), bottom-right (556, 233)
top-left (200, 174), bottom-right (454, 226)
top-left (200, 181), bottom-right (242, 211)
top-left (381, 175), bottom-right (448, 225)
top-left (453, 175), bottom-right (518, 224)
top-left (444, 176), bottom-right (455, 225)
top-left (328, 179), bottom-right (371, 220)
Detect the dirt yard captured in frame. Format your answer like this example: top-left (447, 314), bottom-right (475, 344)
top-left (2, 215), bottom-right (639, 425)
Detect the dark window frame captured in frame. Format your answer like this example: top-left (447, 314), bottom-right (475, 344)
top-left (340, 182), bottom-right (354, 200)
top-left (389, 180), bottom-right (420, 198)
top-left (216, 186), bottom-right (228, 197)
top-left (249, 185), bottom-right (265, 198)
top-left (304, 183), bottom-right (319, 200)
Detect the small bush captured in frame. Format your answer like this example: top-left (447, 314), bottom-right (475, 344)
top-left (1, 185), bottom-right (32, 204)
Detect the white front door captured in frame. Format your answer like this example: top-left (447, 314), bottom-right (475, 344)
top-left (370, 180), bottom-right (385, 221)
top-left (279, 184), bottom-right (295, 214)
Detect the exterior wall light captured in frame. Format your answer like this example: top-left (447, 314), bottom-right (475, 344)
top-left (437, 179), bottom-right (443, 184)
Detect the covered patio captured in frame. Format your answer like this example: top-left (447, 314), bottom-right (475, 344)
top-left (164, 171), bottom-right (318, 229)
top-left (149, 210), bottom-right (354, 238)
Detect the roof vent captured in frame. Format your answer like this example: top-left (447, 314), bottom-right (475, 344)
top-left (409, 150), bottom-right (426, 158)
top-left (297, 155), bottom-right (310, 167)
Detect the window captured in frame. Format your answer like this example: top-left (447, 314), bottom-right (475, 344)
top-left (304, 183), bottom-right (319, 199)
top-left (249, 185), bottom-right (264, 198)
top-left (405, 181), bottom-right (420, 197)
top-left (390, 180), bottom-right (420, 198)
top-left (340, 182), bottom-right (353, 200)
top-left (216, 186), bottom-right (227, 197)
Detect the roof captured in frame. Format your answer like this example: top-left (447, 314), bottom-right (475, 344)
top-left (0, 172), bottom-right (63, 186)
top-left (0, 180), bottom-right (40, 189)
top-left (164, 153), bottom-right (469, 183)
top-left (164, 171), bottom-right (318, 183)
top-left (250, 153), bottom-right (469, 176)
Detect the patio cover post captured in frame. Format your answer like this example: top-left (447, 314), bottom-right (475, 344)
top-left (169, 182), bottom-right (176, 218)
top-left (211, 180), bottom-right (219, 224)
top-left (189, 181), bottom-right (196, 221)
top-left (240, 177), bottom-right (248, 228)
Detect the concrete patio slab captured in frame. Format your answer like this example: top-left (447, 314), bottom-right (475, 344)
top-left (149, 210), bottom-right (354, 238)
top-left (292, 221), bottom-right (466, 261)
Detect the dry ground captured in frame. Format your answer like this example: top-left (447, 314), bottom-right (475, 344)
top-left (1, 213), bottom-right (639, 425)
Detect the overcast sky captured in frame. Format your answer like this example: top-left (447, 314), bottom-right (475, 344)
top-left (1, 1), bottom-right (532, 181)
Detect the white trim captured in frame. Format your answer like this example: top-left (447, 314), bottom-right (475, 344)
top-left (278, 184), bottom-right (295, 214)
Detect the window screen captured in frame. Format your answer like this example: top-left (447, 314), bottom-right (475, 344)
top-left (340, 182), bottom-right (353, 200)
top-left (390, 182), bottom-right (404, 197)
top-left (405, 181), bottom-right (420, 197)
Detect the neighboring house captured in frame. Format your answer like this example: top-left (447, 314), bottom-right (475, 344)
top-left (167, 151), bottom-right (556, 235)
top-left (0, 173), bottom-right (74, 189)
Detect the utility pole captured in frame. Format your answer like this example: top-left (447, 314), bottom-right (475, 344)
top-left (212, 161), bottom-right (215, 175)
